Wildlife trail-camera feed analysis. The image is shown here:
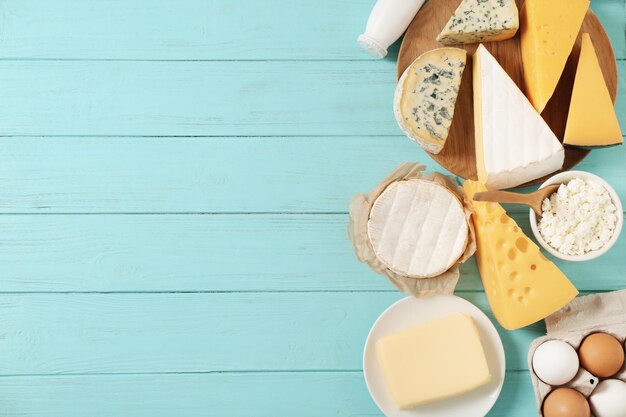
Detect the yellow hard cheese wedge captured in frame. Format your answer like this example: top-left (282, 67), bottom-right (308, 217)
top-left (521, 0), bottom-right (589, 113)
top-left (564, 33), bottom-right (623, 148)
top-left (376, 313), bottom-right (491, 409)
top-left (463, 180), bottom-right (578, 330)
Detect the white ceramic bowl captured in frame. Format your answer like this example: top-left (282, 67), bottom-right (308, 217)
top-left (529, 170), bottom-right (623, 262)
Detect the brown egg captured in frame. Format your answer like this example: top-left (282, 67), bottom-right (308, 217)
top-left (543, 388), bottom-right (590, 417)
top-left (579, 333), bottom-right (625, 378)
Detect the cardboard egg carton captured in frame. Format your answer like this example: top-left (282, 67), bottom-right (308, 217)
top-left (528, 290), bottom-right (626, 416)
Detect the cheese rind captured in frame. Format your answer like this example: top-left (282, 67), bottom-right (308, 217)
top-left (437, 0), bottom-right (519, 45)
top-left (473, 44), bottom-right (564, 190)
top-left (564, 33), bottom-right (623, 148)
top-left (520, 0), bottom-right (589, 113)
top-left (463, 180), bottom-right (578, 330)
top-left (376, 313), bottom-right (491, 409)
top-left (368, 179), bottom-right (468, 278)
top-left (394, 48), bottom-right (467, 154)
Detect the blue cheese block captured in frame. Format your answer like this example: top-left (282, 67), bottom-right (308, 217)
top-left (394, 48), bottom-right (466, 154)
top-left (437, 0), bottom-right (519, 45)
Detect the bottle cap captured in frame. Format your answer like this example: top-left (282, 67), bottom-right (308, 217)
top-left (358, 34), bottom-right (387, 58)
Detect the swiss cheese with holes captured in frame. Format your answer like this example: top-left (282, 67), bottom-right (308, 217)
top-left (367, 179), bottom-right (468, 279)
top-left (463, 180), bottom-right (578, 330)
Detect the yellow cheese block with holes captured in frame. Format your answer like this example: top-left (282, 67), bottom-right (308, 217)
top-left (520, 0), bottom-right (589, 113)
top-left (564, 33), bottom-right (623, 148)
top-left (463, 180), bottom-right (578, 330)
top-left (376, 313), bottom-right (491, 409)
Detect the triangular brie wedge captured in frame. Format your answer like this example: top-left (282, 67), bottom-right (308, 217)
top-left (437, 0), bottom-right (519, 45)
top-left (473, 45), bottom-right (564, 190)
top-left (564, 33), bottom-right (623, 148)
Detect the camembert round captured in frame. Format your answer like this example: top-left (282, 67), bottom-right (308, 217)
top-left (367, 179), bottom-right (468, 278)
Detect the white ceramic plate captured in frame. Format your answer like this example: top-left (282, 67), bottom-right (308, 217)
top-left (363, 295), bottom-right (506, 417)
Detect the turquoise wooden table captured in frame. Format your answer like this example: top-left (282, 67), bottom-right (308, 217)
top-left (0, 1), bottom-right (624, 416)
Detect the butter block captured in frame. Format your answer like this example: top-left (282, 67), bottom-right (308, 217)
top-left (376, 313), bottom-right (491, 409)
top-left (463, 180), bottom-right (578, 330)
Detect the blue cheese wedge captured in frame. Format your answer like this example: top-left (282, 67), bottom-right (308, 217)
top-left (394, 48), bottom-right (466, 154)
top-left (367, 179), bottom-right (468, 278)
top-left (437, 0), bottom-right (519, 45)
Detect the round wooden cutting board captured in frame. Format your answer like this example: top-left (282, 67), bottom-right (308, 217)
top-left (397, 0), bottom-right (618, 186)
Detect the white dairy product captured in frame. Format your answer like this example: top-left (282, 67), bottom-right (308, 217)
top-left (539, 178), bottom-right (618, 256)
top-left (358, 0), bottom-right (427, 58)
top-left (473, 44), bottom-right (564, 190)
top-left (367, 179), bottom-right (468, 278)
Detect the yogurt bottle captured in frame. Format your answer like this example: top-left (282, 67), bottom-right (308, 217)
top-left (358, 0), bottom-right (427, 58)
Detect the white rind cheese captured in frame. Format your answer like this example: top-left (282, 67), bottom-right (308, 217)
top-left (437, 0), bottom-right (519, 45)
top-left (394, 48), bottom-right (467, 154)
top-left (473, 44), bottom-right (564, 190)
top-left (367, 179), bottom-right (468, 278)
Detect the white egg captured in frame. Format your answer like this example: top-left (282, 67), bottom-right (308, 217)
top-left (532, 340), bottom-right (579, 385)
top-left (590, 379), bottom-right (626, 417)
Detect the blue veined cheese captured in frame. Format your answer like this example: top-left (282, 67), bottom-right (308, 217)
top-left (437, 0), bottom-right (519, 45)
top-left (394, 48), bottom-right (466, 154)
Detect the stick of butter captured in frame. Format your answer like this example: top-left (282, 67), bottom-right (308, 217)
top-left (376, 313), bottom-right (491, 409)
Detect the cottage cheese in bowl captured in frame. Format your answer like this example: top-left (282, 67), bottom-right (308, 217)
top-left (530, 171), bottom-right (623, 262)
top-left (539, 178), bottom-right (618, 255)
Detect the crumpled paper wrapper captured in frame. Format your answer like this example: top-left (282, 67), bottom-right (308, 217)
top-left (528, 290), bottom-right (626, 415)
top-left (348, 162), bottom-right (476, 297)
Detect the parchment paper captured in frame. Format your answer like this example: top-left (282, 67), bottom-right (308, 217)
top-left (348, 162), bottom-right (476, 297)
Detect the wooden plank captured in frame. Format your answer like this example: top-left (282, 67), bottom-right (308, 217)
top-left (0, 0), bottom-right (385, 61)
top-left (0, 61), bottom-right (623, 137)
top-left (0, 213), bottom-right (624, 293)
top-left (591, 0), bottom-right (626, 60)
top-left (0, 136), bottom-right (624, 213)
top-left (0, 136), bottom-right (427, 213)
top-left (0, 292), bottom-right (545, 375)
top-left (0, 371), bottom-right (535, 417)
top-left (0, 0), bottom-right (622, 61)
top-left (0, 61), bottom-right (393, 136)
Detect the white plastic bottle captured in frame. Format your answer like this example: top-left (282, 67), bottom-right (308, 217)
top-left (358, 0), bottom-right (427, 58)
